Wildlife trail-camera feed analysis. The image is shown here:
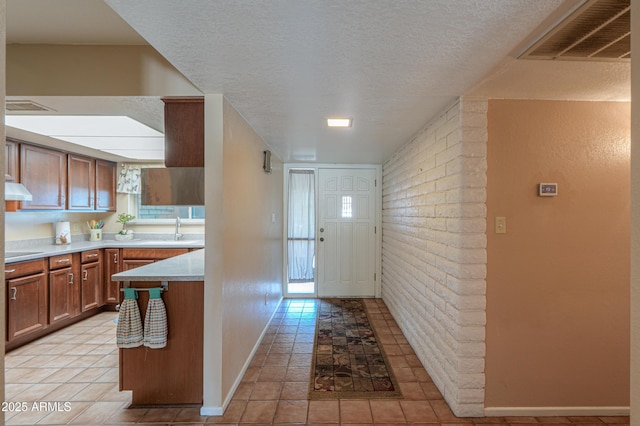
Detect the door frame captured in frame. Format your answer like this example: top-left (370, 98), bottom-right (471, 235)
top-left (283, 163), bottom-right (382, 299)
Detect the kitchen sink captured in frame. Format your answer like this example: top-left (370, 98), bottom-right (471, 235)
top-left (5, 251), bottom-right (44, 258)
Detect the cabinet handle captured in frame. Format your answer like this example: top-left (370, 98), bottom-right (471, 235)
top-left (69, 272), bottom-right (74, 285)
top-left (87, 254), bottom-right (98, 258)
top-left (114, 253), bottom-right (118, 264)
top-left (56, 258), bottom-right (70, 263)
top-left (11, 287), bottom-right (16, 300)
top-left (83, 270), bottom-right (88, 281)
top-left (5, 269), bottom-right (15, 274)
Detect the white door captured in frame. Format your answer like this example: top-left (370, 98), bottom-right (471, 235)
top-left (317, 168), bottom-right (377, 297)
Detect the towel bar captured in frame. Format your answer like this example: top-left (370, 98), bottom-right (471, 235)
top-left (120, 281), bottom-right (169, 292)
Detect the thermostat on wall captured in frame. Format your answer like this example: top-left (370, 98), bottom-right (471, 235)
top-left (539, 183), bottom-right (558, 197)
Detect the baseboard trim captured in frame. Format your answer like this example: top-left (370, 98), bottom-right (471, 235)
top-left (200, 296), bottom-right (284, 418)
top-left (484, 406), bottom-right (630, 417)
top-left (200, 406), bottom-right (224, 416)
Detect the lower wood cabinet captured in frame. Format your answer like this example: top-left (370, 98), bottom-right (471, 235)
top-left (120, 280), bottom-right (203, 405)
top-left (103, 248), bottom-right (121, 306)
top-left (49, 267), bottom-right (80, 324)
top-left (7, 272), bottom-right (47, 341)
top-left (81, 261), bottom-right (102, 311)
top-left (6, 246), bottom-right (196, 350)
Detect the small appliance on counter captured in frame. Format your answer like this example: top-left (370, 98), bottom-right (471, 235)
top-left (55, 221), bottom-right (71, 245)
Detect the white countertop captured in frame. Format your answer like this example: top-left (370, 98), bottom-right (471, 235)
top-left (111, 249), bottom-right (205, 282)
top-left (5, 239), bottom-right (204, 264)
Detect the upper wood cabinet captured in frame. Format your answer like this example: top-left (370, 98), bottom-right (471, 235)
top-left (5, 139), bottom-right (19, 182)
top-left (95, 160), bottom-right (117, 211)
top-left (162, 97), bottom-right (204, 167)
top-left (11, 139), bottom-right (116, 212)
top-left (20, 144), bottom-right (67, 210)
top-left (68, 154), bottom-right (95, 210)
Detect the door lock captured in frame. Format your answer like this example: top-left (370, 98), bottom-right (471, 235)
top-left (320, 237), bottom-right (324, 242)
top-left (320, 227), bottom-right (324, 233)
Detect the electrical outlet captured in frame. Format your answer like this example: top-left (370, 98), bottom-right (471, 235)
top-left (72, 223), bottom-right (80, 232)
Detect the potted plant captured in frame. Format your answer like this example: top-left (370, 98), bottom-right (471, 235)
top-left (115, 213), bottom-right (136, 241)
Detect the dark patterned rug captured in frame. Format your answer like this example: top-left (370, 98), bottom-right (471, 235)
top-left (308, 299), bottom-right (402, 399)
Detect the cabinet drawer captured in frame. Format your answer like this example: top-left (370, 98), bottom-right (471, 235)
top-left (4, 259), bottom-right (45, 279)
top-left (81, 250), bottom-right (101, 263)
top-left (49, 254), bottom-right (74, 270)
top-left (121, 248), bottom-right (189, 260)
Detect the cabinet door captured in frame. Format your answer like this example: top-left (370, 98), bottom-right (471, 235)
top-left (20, 144), bottom-right (67, 210)
top-left (49, 268), bottom-right (74, 324)
top-left (104, 249), bottom-right (121, 305)
top-left (7, 272), bottom-right (47, 341)
top-left (162, 97), bottom-right (204, 167)
top-left (5, 139), bottom-right (19, 182)
top-left (81, 262), bottom-right (102, 312)
top-left (68, 154), bottom-right (95, 210)
top-left (95, 160), bottom-right (116, 211)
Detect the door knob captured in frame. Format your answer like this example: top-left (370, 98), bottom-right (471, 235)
top-left (320, 237), bottom-right (324, 242)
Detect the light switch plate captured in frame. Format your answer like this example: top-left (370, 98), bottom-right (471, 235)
top-left (495, 216), bottom-right (506, 234)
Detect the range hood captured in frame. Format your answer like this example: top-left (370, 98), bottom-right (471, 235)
top-left (141, 167), bottom-right (204, 206)
top-left (5, 182), bottom-right (33, 201)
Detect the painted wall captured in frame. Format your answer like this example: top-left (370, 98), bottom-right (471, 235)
top-left (220, 98), bottom-right (284, 401)
top-left (7, 45), bottom-right (199, 96)
top-left (485, 100), bottom-right (630, 410)
top-left (200, 95), bottom-right (283, 414)
top-left (631, 3), bottom-right (640, 421)
top-left (382, 98), bottom-right (488, 417)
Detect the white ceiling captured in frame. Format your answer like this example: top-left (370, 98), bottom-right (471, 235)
top-left (5, 0), bottom-right (631, 164)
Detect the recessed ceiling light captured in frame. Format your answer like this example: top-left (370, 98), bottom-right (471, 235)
top-left (327, 118), bottom-right (352, 128)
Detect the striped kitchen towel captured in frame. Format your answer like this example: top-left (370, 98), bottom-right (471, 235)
top-left (143, 287), bottom-right (168, 349)
top-left (116, 288), bottom-right (143, 348)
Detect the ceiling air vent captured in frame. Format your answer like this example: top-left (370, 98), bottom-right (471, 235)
top-left (520, 0), bottom-right (630, 61)
top-left (5, 100), bottom-right (54, 112)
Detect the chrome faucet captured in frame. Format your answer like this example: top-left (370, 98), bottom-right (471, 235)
top-left (175, 216), bottom-right (183, 241)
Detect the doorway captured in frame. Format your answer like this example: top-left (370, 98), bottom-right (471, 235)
top-left (285, 165), bottom-right (380, 298)
top-left (286, 169), bottom-right (316, 295)
top-left (316, 168), bottom-right (377, 297)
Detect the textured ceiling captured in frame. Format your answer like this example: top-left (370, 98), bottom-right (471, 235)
top-left (5, 0), bottom-right (631, 164)
top-left (105, 0), bottom-right (577, 163)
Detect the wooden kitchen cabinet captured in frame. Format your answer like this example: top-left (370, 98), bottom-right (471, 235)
top-left (9, 139), bottom-right (116, 211)
top-left (81, 250), bottom-right (103, 311)
top-left (103, 248), bottom-right (121, 306)
top-left (49, 267), bottom-right (78, 324)
top-left (120, 280), bottom-right (203, 405)
top-left (121, 248), bottom-right (189, 261)
top-left (95, 160), bottom-right (117, 211)
top-left (123, 259), bottom-right (155, 271)
top-left (5, 138), bottom-right (19, 182)
top-left (121, 248), bottom-right (189, 275)
top-left (68, 154), bottom-right (95, 210)
top-left (20, 144), bottom-right (67, 210)
top-left (162, 97), bottom-right (204, 167)
top-left (6, 258), bottom-right (48, 342)
top-left (48, 253), bottom-right (81, 325)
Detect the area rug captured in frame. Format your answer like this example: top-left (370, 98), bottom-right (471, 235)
top-left (308, 299), bottom-right (402, 399)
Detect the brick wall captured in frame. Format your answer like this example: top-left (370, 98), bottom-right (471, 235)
top-left (381, 97), bottom-right (487, 416)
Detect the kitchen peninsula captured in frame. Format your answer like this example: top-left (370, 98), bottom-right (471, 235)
top-left (4, 239), bottom-right (203, 351)
top-left (112, 249), bottom-right (204, 406)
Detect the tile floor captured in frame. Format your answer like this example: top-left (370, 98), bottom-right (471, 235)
top-left (3, 299), bottom-right (631, 425)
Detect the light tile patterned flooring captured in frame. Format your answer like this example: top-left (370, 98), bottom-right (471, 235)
top-left (3, 299), bottom-right (631, 425)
